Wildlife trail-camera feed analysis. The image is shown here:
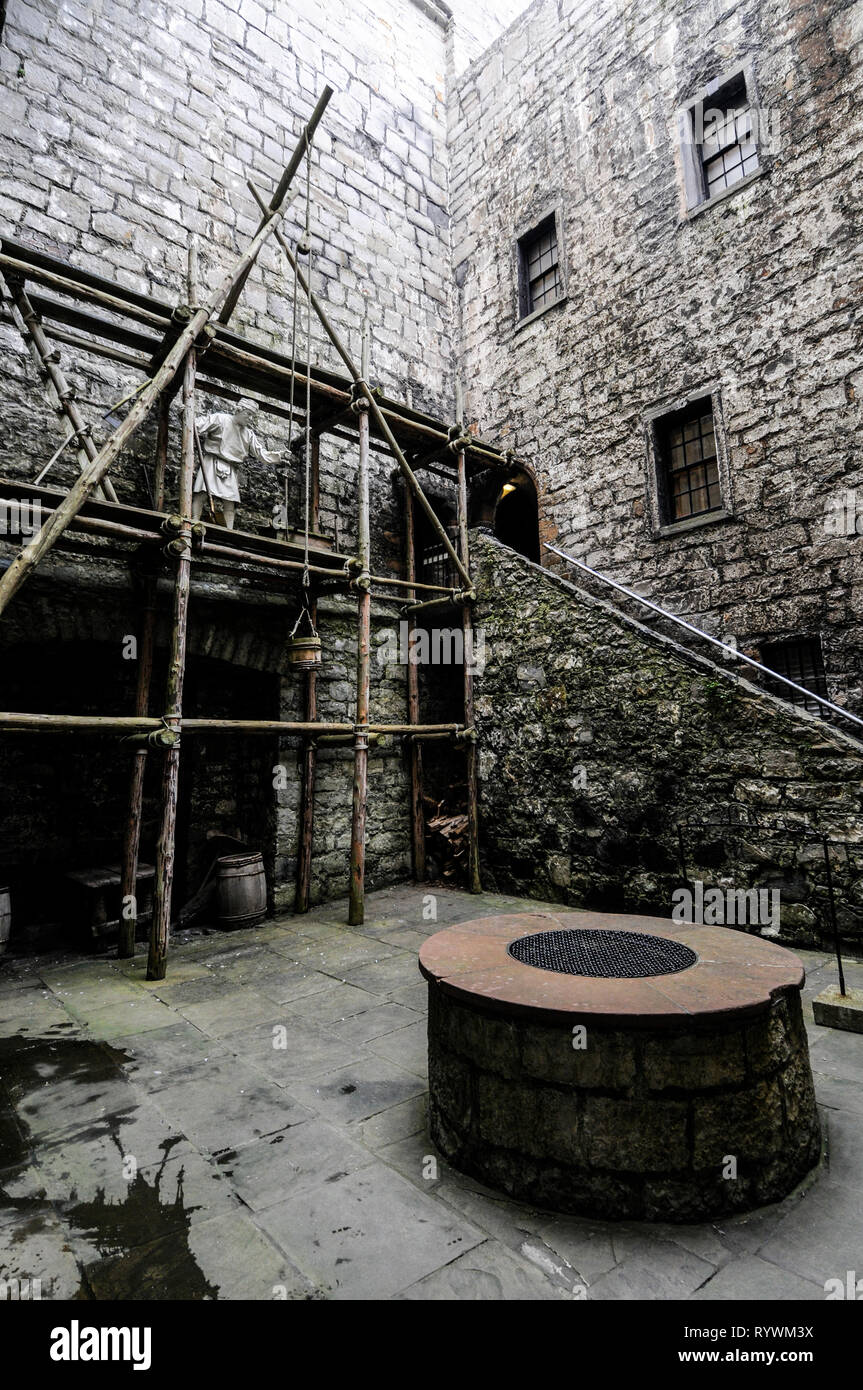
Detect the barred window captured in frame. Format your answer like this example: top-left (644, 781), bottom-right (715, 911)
top-left (518, 216), bottom-right (561, 318)
top-left (656, 398), bottom-right (722, 522)
top-left (760, 638), bottom-right (829, 717)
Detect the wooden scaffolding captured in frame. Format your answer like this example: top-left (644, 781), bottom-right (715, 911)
top-left (0, 87), bottom-right (516, 979)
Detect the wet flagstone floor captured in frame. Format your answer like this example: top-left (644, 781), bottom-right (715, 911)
top-left (1, 885), bottom-right (862, 1301)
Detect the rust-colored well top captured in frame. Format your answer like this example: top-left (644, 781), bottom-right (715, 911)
top-left (418, 910), bottom-right (805, 1028)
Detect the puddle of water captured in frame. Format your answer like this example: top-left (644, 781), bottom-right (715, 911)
top-left (1, 1034), bottom-right (219, 1299)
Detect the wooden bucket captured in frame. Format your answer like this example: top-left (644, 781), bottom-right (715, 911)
top-left (216, 853), bottom-right (267, 928)
top-left (287, 634), bottom-right (322, 670)
top-left (0, 887), bottom-right (10, 956)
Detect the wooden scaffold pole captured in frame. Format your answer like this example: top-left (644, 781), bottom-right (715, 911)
top-left (118, 397), bottom-right (169, 957)
top-left (295, 431), bottom-right (320, 913)
top-left (456, 382), bottom-right (481, 893)
top-left (147, 240), bottom-right (200, 981)
top-left (1, 274), bottom-right (118, 502)
top-left (404, 480), bottom-right (425, 881)
top-left (348, 329), bottom-right (372, 926)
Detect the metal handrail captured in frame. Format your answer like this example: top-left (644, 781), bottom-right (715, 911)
top-left (544, 541), bottom-right (863, 734)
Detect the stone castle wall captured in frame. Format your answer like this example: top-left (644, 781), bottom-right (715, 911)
top-left (450, 0), bottom-right (863, 714)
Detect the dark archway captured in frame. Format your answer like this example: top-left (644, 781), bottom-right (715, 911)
top-left (468, 469), bottom-right (540, 562)
top-left (494, 475), bottom-right (540, 561)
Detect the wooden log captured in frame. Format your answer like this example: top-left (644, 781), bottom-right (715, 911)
top-left (119, 396), bottom-right (169, 958)
top-left (404, 484), bottom-right (426, 882)
top-left (147, 346), bottom-right (196, 981)
top-left (0, 713), bottom-right (458, 735)
top-left (295, 433), bottom-right (321, 915)
top-left (458, 444), bottom-right (482, 895)
top-left (0, 252), bottom-right (169, 329)
top-left (3, 278), bottom-right (118, 503)
top-left (348, 389), bottom-right (371, 926)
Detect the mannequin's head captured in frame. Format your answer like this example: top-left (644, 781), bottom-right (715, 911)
top-left (234, 397), bottom-right (259, 427)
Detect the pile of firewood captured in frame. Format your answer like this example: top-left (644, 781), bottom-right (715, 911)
top-left (424, 793), bottom-right (468, 885)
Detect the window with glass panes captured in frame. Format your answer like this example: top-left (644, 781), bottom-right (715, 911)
top-left (699, 77), bottom-right (758, 198)
top-left (518, 217), bottom-right (561, 317)
top-left (658, 400), bottom-right (722, 522)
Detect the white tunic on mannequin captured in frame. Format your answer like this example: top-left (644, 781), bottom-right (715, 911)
top-left (194, 412), bottom-right (282, 502)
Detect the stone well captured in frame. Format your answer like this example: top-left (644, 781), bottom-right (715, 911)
top-left (419, 911), bottom-right (821, 1222)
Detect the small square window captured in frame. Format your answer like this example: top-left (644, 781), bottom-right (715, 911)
top-left (759, 638), bottom-right (829, 717)
top-left (517, 215), bottom-right (562, 319)
top-left (655, 397), bottom-right (722, 523)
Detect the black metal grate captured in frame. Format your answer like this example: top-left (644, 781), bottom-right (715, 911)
top-left (507, 928), bottom-right (697, 979)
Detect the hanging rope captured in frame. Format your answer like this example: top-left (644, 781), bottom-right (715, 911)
top-left (284, 213), bottom-right (301, 539)
top-left (302, 130), bottom-right (312, 594)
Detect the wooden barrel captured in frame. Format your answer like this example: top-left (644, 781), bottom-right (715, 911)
top-left (0, 887), bottom-right (10, 956)
top-left (216, 853), bottom-right (267, 928)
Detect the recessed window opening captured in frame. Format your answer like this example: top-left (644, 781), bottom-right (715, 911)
top-left (760, 638), bottom-right (829, 717)
top-left (655, 398), bottom-right (722, 523)
top-left (699, 75), bottom-right (759, 198)
top-left (518, 215), bottom-right (561, 318)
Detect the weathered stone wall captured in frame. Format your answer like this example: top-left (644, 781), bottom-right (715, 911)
top-left (0, 0), bottom-right (485, 923)
top-left (473, 533), bottom-right (863, 949)
top-left (451, 0), bottom-right (863, 715)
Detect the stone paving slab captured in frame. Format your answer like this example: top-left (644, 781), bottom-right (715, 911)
top-left (79, 998), bottom-right (181, 1040)
top-left (252, 965), bottom-right (336, 1007)
top-left (341, 952), bottom-right (424, 995)
top-left (288, 1057), bottom-right (427, 1127)
top-left (691, 1255), bottom-right (825, 1301)
top-left (252, 1163), bottom-right (485, 1300)
top-left (0, 1205), bottom-right (88, 1300)
top-left (324, 1001), bottom-right (420, 1047)
top-left (149, 1059), bottom-right (313, 1155)
top-left (83, 1208), bottom-right (315, 1301)
top-left (756, 1179), bottom-right (863, 1286)
top-left (586, 1239), bottom-right (717, 1300)
top-left (225, 1016), bottom-right (365, 1084)
top-left (172, 988), bottom-right (292, 1039)
top-left (214, 1118), bottom-right (374, 1212)
top-left (59, 1145), bottom-right (242, 1263)
top-left (108, 1023), bottom-right (231, 1092)
top-left (367, 1017), bottom-right (428, 1077)
top-left (394, 1236), bottom-right (571, 1300)
top-left (358, 1092), bottom-right (427, 1150)
top-left (282, 980), bottom-right (385, 1022)
top-left (28, 1100), bottom-right (192, 1202)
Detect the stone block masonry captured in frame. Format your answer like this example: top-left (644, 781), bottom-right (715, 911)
top-left (472, 532), bottom-right (863, 950)
top-left (423, 915), bottom-right (822, 1221)
top-left (450, 0), bottom-right (863, 716)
